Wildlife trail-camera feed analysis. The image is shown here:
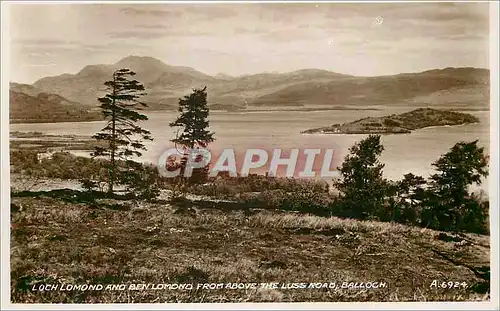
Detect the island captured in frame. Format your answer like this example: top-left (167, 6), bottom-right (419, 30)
top-left (301, 108), bottom-right (480, 135)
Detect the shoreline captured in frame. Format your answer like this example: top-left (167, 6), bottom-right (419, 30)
top-left (9, 107), bottom-right (489, 126)
top-left (301, 108), bottom-right (481, 135)
top-left (8, 107), bottom-right (381, 125)
top-left (301, 121), bottom-right (481, 135)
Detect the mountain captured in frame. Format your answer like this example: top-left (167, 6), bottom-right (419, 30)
top-left (18, 56), bottom-right (490, 115)
top-left (9, 90), bottom-right (102, 123)
top-left (213, 69), bottom-right (351, 97)
top-left (32, 55), bottom-right (216, 107)
top-left (29, 56), bottom-right (356, 110)
top-left (249, 68), bottom-right (490, 108)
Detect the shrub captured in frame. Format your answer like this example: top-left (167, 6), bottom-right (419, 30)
top-left (236, 185), bottom-right (333, 216)
top-left (186, 175), bottom-right (329, 199)
top-left (116, 161), bottom-right (161, 200)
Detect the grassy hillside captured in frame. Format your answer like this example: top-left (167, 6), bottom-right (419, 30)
top-left (10, 83), bottom-right (45, 97)
top-left (404, 84), bottom-right (489, 109)
top-left (10, 193), bottom-right (489, 303)
top-left (9, 90), bottom-right (103, 124)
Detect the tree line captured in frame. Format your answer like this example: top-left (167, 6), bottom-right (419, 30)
top-left (333, 135), bottom-right (488, 233)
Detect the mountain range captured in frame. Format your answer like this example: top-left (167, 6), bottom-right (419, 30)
top-left (10, 55), bottom-right (490, 123)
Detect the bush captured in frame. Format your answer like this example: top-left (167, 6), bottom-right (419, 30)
top-left (459, 197), bottom-right (489, 234)
top-left (116, 161), bottom-right (161, 200)
top-left (186, 175), bottom-right (329, 199)
top-left (236, 185), bottom-right (333, 216)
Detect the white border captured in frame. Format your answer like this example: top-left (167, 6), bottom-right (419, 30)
top-left (1, 0), bottom-right (12, 309)
top-left (487, 0), bottom-right (499, 310)
top-left (1, 1), bottom-right (499, 310)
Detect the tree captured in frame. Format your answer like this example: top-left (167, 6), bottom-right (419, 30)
top-left (422, 140), bottom-right (489, 231)
top-left (92, 68), bottom-right (153, 194)
top-left (170, 86), bottom-right (215, 149)
top-left (169, 86), bottom-right (215, 183)
top-left (333, 135), bottom-right (388, 219)
top-left (386, 173), bottom-right (427, 224)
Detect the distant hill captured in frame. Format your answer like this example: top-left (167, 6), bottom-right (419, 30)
top-left (250, 68), bottom-right (489, 108)
top-left (10, 56), bottom-right (490, 120)
top-left (10, 83), bottom-right (44, 97)
top-left (9, 90), bottom-right (102, 124)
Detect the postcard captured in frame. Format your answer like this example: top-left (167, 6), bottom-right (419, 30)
top-left (1, 1), bottom-right (498, 310)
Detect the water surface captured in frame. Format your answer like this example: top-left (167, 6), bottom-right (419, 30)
top-left (10, 108), bottom-right (490, 191)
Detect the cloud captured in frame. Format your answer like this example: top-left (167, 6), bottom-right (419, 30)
top-left (233, 26), bottom-right (268, 35)
top-left (406, 2), bottom-right (488, 23)
top-left (259, 28), bottom-right (325, 42)
top-left (107, 29), bottom-right (210, 39)
top-left (120, 7), bottom-right (181, 17)
top-left (21, 62), bottom-right (57, 67)
top-left (134, 24), bottom-right (171, 29)
top-left (183, 5), bottom-right (238, 20)
top-left (261, 3), bottom-right (324, 15)
top-left (322, 3), bottom-right (488, 31)
top-left (437, 33), bottom-right (489, 42)
top-left (80, 42), bottom-right (148, 52)
top-left (12, 38), bottom-right (147, 58)
top-left (107, 30), bottom-right (170, 39)
top-left (314, 2), bottom-right (489, 48)
top-left (120, 5), bottom-right (237, 21)
top-left (12, 38), bottom-right (81, 46)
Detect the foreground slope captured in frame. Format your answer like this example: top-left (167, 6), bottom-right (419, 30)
top-left (10, 194), bottom-right (489, 303)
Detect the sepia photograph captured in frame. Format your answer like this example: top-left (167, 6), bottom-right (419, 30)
top-left (1, 0), bottom-right (498, 309)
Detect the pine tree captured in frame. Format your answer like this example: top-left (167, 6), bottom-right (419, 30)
top-left (170, 86), bottom-right (215, 149)
top-left (333, 135), bottom-right (388, 219)
top-left (423, 140), bottom-right (489, 231)
top-left (169, 86), bottom-right (215, 182)
top-left (92, 68), bottom-right (153, 194)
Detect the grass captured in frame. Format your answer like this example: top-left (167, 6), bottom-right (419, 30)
top-left (10, 194), bottom-right (490, 303)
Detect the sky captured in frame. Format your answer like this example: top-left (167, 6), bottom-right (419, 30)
top-left (7, 2), bottom-right (491, 84)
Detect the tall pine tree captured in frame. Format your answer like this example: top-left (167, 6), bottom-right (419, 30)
top-left (333, 135), bottom-right (388, 219)
top-left (169, 86), bottom-right (215, 182)
top-left (92, 68), bottom-right (153, 194)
